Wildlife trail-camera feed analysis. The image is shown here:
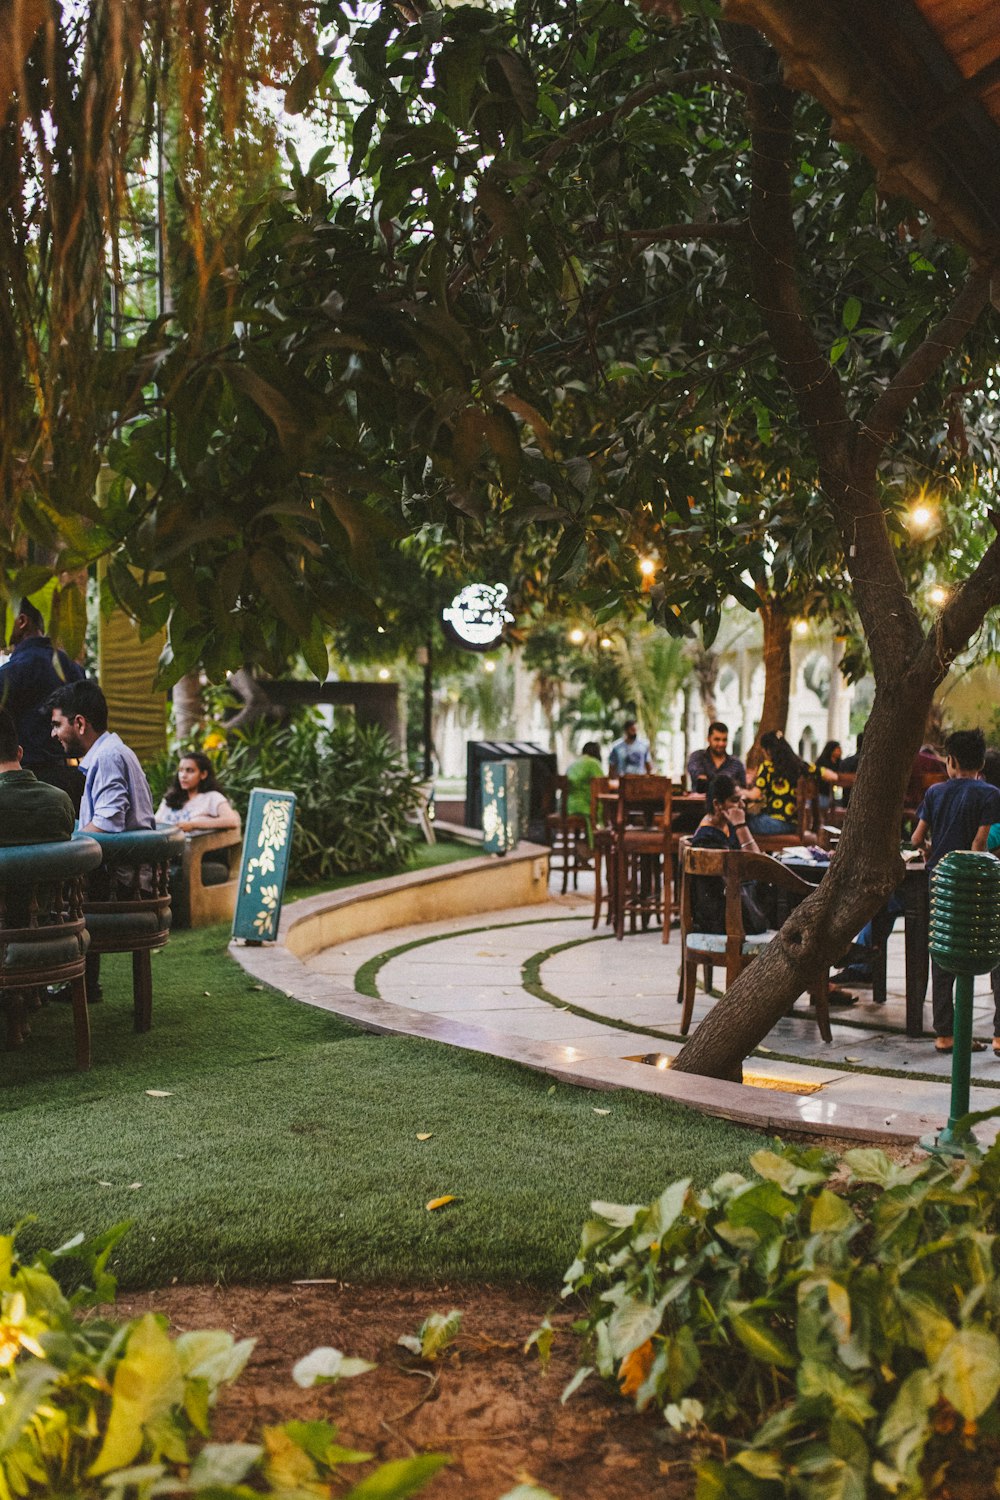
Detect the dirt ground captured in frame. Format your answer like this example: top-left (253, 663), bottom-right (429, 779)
top-left (117, 1281), bottom-right (698, 1499)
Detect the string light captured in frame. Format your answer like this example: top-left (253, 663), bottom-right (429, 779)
top-left (638, 557), bottom-right (656, 577)
top-left (794, 619), bottom-right (809, 637)
top-left (908, 503), bottom-right (934, 534)
top-left (929, 584), bottom-right (948, 607)
top-left (377, 667), bottom-right (390, 680)
top-left (568, 627), bottom-right (585, 645)
top-left (483, 659), bottom-right (496, 673)
top-left (600, 636), bottom-right (613, 650)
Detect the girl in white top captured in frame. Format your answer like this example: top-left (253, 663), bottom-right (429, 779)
top-left (155, 752), bottom-right (240, 832)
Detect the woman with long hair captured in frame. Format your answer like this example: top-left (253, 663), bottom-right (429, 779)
top-left (745, 729), bottom-right (838, 836)
top-left (155, 752), bottom-right (240, 833)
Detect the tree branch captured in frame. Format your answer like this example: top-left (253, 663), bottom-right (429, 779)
top-left (744, 75), bottom-right (852, 468)
top-left (623, 220), bottom-right (748, 247)
top-left (928, 514), bottom-right (1000, 670)
top-left (856, 268), bottom-right (992, 477)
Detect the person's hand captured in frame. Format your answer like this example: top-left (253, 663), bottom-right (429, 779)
top-left (724, 804), bottom-right (747, 828)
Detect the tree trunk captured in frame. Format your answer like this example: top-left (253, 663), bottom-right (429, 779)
top-left (672, 659), bottom-right (937, 1081)
top-left (747, 594), bottom-right (791, 767)
top-left (173, 671), bottom-right (205, 740)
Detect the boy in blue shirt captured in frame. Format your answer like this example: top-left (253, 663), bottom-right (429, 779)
top-left (912, 728), bottom-right (1000, 1054)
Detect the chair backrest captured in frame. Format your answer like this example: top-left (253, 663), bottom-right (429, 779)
top-left (614, 774), bottom-right (672, 828)
top-left (796, 776), bottom-right (820, 839)
top-left (679, 845), bottom-right (816, 942)
top-left (0, 837), bottom-right (102, 977)
top-left (590, 776), bottom-right (615, 830)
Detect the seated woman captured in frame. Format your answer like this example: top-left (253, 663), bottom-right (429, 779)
top-left (566, 740), bottom-right (604, 843)
top-left (744, 730), bottom-right (837, 840)
top-left (687, 774), bottom-right (766, 934)
top-left (815, 739), bottom-right (842, 812)
top-left (155, 753), bottom-right (240, 832)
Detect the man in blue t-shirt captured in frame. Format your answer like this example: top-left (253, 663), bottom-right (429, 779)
top-left (912, 728), bottom-right (1000, 1054)
top-left (608, 719), bottom-right (652, 776)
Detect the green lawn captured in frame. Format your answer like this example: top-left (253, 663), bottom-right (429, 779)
top-left (1, 861), bottom-right (772, 1291)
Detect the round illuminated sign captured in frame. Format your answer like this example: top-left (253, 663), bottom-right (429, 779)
top-left (442, 583), bottom-right (513, 652)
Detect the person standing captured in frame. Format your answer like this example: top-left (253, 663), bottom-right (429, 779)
top-left (0, 597), bottom-right (85, 809)
top-left (686, 721), bottom-right (746, 795)
top-left (608, 719), bottom-right (652, 776)
top-left (910, 728), bottom-right (1000, 1055)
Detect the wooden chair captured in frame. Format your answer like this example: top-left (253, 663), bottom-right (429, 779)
top-left (82, 828), bottom-right (185, 1032)
top-left (0, 837), bottom-right (102, 1070)
top-left (612, 775), bottom-right (673, 942)
top-left (676, 845), bottom-right (832, 1041)
top-left (591, 776), bottom-right (616, 929)
top-left (544, 775), bottom-right (588, 895)
top-left (170, 824), bottom-right (243, 928)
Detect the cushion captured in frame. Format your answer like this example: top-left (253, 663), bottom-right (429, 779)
top-left (686, 931), bottom-right (775, 955)
top-left (1, 930), bottom-right (89, 974)
top-left (200, 859), bottom-right (232, 888)
top-left (84, 909), bottom-right (169, 943)
top-left (0, 838), bottom-right (102, 882)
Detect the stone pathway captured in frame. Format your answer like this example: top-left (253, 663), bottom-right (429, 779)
top-left (235, 871), bottom-right (1000, 1147)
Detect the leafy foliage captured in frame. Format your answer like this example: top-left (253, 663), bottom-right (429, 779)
top-left (0, 1221), bottom-right (448, 1499)
top-left (212, 715), bottom-right (424, 882)
top-left (563, 1135), bottom-right (1000, 1497)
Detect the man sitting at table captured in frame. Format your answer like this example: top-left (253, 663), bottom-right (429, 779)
top-left (687, 722), bottom-right (746, 798)
top-left (48, 680), bottom-right (155, 1003)
top-left (608, 719), bottom-right (652, 776)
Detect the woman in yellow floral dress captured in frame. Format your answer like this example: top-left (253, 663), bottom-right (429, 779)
top-left (745, 730), bottom-right (838, 837)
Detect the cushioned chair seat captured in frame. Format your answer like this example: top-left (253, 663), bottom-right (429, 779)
top-left (684, 930), bottom-right (775, 955)
top-left (200, 859), bottom-right (231, 887)
top-left (2, 931), bottom-right (89, 971)
top-left (83, 909), bottom-right (169, 942)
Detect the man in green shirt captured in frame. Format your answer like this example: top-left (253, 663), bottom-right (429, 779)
top-left (0, 707), bottom-right (75, 845)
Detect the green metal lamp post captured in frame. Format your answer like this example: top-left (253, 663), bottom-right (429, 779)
top-left (925, 850), bottom-right (1000, 1154)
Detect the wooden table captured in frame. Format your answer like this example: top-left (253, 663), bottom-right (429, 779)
top-left (780, 855), bottom-right (930, 1036)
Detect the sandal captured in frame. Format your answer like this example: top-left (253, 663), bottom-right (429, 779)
top-left (993, 1038), bottom-right (1000, 1057)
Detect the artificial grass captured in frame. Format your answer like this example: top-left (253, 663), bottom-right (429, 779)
top-left (1, 919), bottom-right (773, 1292)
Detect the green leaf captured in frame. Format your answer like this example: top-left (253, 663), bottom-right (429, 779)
top-left (728, 1309), bottom-right (796, 1369)
top-left (810, 1190), bottom-right (855, 1234)
top-left (934, 1328), bottom-right (1000, 1420)
top-left (842, 296), bottom-right (862, 331)
top-left (88, 1314), bottom-right (184, 1476)
top-left (345, 1453), bottom-right (451, 1498)
top-left (607, 1297), bottom-right (662, 1360)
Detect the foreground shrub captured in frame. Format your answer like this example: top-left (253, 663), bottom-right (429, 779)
top-left (0, 1222), bottom-right (446, 1498)
top-left (562, 1136), bottom-right (1000, 1497)
top-left (149, 713), bottom-right (422, 882)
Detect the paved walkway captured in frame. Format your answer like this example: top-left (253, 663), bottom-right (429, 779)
top-left (235, 870), bottom-right (1000, 1147)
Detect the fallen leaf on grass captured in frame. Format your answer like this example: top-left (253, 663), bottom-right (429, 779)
top-left (145, 1090), bottom-right (172, 1098)
top-left (98, 1181), bottom-right (113, 1188)
top-left (843, 1056), bottom-right (862, 1064)
top-left (292, 1346), bottom-right (376, 1387)
top-left (416, 1133), bottom-right (433, 1141)
top-left (127, 1183), bottom-right (143, 1191)
top-left (757, 1046), bottom-right (773, 1055)
top-left (426, 1195), bottom-right (457, 1212)
top-left (593, 1108), bottom-right (611, 1116)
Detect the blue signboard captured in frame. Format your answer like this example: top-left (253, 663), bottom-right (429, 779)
top-left (232, 788), bottom-right (297, 942)
top-left (480, 760), bottom-right (520, 855)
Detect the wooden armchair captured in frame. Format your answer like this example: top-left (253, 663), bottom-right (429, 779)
top-left (676, 845), bottom-right (832, 1041)
top-left (0, 837), bottom-right (102, 1070)
top-left (171, 824), bottom-right (243, 928)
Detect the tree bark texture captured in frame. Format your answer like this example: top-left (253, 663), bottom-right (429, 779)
top-left (749, 596), bottom-right (791, 762)
top-left (672, 37), bottom-right (1000, 1081)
